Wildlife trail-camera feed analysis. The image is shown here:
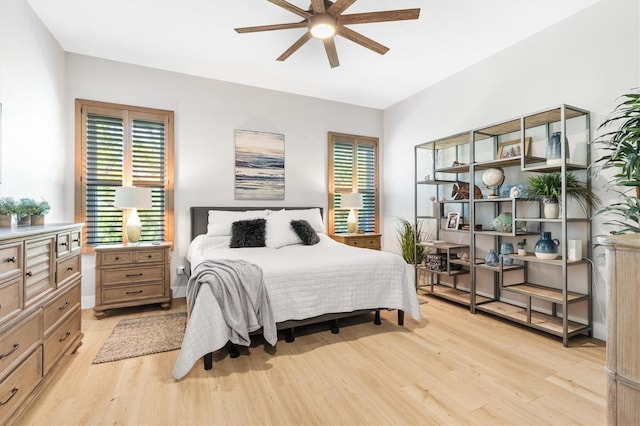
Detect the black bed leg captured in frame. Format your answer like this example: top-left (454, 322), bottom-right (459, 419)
top-left (374, 310), bottom-right (382, 325)
top-left (330, 319), bottom-right (340, 334)
top-left (397, 310), bottom-right (405, 326)
top-left (204, 352), bottom-right (213, 370)
top-left (285, 327), bottom-right (295, 343)
top-left (229, 344), bottom-right (240, 358)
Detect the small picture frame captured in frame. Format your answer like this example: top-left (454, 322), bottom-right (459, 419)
top-left (445, 212), bottom-right (460, 230)
top-left (497, 137), bottom-right (531, 159)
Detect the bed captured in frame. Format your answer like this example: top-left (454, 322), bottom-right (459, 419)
top-left (172, 207), bottom-right (421, 379)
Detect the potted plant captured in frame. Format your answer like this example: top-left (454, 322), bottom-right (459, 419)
top-left (31, 199), bottom-right (50, 225)
top-left (526, 171), bottom-right (599, 219)
top-left (396, 218), bottom-right (426, 265)
top-left (16, 198), bottom-right (38, 225)
top-left (0, 197), bottom-right (16, 227)
top-left (517, 238), bottom-right (527, 256)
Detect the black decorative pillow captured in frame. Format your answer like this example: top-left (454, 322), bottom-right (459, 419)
top-left (230, 219), bottom-right (266, 248)
top-left (290, 220), bottom-right (320, 245)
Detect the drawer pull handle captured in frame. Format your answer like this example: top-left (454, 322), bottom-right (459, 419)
top-left (6, 256), bottom-right (16, 263)
top-left (126, 273), bottom-right (143, 277)
top-left (59, 331), bottom-right (71, 343)
top-left (59, 241), bottom-right (68, 247)
top-left (73, 238), bottom-right (79, 242)
top-left (67, 266), bottom-right (74, 271)
top-left (58, 301), bottom-right (70, 311)
top-left (126, 290), bottom-right (144, 295)
top-left (0, 343), bottom-right (20, 360)
top-left (114, 256), bottom-right (120, 260)
top-left (147, 255), bottom-right (152, 258)
top-left (0, 388), bottom-right (18, 406)
top-left (26, 271), bottom-right (32, 277)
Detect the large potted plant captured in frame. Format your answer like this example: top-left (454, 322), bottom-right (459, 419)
top-left (526, 171), bottom-right (599, 219)
top-left (593, 91), bottom-right (640, 234)
top-left (0, 197), bottom-right (17, 227)
top-left (30, 199), bottom-right (50, 225)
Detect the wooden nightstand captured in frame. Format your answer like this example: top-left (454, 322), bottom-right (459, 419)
top-left (94, 242), bottom-right (172, 318)
top-left (330, 233), bottom-right (381, 250)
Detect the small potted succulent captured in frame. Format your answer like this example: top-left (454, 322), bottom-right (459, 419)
top-left (30, 199), bottom-right (50, 225)
top-left (0, 197), bottom-right (17, 228)
top-left (517, 238), bottom-right (527, 256)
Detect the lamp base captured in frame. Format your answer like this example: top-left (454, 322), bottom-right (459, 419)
top-left (347, 209), bottom-right (358, 234)
top-left (126, 208), bottom-right (142, 244)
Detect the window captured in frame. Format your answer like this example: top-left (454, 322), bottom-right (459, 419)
top-left (75, 99), bottom-right (174, 252)
top-left (328, 132), bottom-right (379, 234)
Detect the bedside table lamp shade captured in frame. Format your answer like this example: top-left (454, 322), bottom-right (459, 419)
top-left (341, 192), bottom-right (363, 234)
top-left (114, 187), bottom-right (152, 244)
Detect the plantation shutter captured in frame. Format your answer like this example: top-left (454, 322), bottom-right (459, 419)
top-left (76, 100), bottom-right (174, 251)
top-left (328, 132), bottom-right (379, 234)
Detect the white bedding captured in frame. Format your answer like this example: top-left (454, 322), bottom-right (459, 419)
top-left (173, 233), bottom-right (420, 379)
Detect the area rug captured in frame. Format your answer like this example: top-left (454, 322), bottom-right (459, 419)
top-left (93, 312), bottom-right (186, 364)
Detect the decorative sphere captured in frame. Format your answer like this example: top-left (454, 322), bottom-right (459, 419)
top-left (482, 167), bottom-right (505, 189)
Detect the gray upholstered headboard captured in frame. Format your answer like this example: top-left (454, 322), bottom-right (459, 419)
top-left (190, 207), bottom-right (324, 241)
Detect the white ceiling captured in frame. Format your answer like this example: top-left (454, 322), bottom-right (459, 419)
top-left (26, 0), bottom-right (599, 109)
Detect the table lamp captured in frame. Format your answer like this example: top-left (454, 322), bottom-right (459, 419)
top-left (341, 192), bottom-right (363, 234)
top-left (114, 186), bottom-right (152, 244)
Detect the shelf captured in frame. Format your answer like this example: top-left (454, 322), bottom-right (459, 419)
top-left (475, 262), bottom-right (524, 272)
top-left (501, 253), bottom-right (586, 265)
top-left (435, 164), bottom-right (469, 174)
top-left (474, 197), bottom-right (537, 203)
top-left (501, 283), bottom-right (589, 303)
top-left (523, 163), bottom-right (588, 172)
top-left (474, 230), bottom-right (538, 237)
top-left (515, 217), bottom-right (590, 223)
top-left (420, 284), bottom-right (493, 306)
top-left (416, 179), bottom-right (457, 185)
top-left (476, 301), bottom-right (590, 337)
top-left (417, 265), bottom-right (469, 276)
top-left (449, 258), bottom-right (483, 267)
top-left (474, 156), bottom-right (545, 170)
top-left (417, 241), bottom-right (468, 249)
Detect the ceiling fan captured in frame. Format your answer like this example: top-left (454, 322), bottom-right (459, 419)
top-left (234, 0), bottom-right (420, 68)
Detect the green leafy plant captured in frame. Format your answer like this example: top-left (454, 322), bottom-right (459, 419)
top-left (396, 218), bottom-right (433, 264)
top-left (593, 91), bottom-right (640, 198)
top-left (517, 238), bottom-right (527, 249)
top-left (597, 192), bottom-right (640, 234)
top-left (526, 171), bottom-right (600, 214)
top-left (0, 197), bottom-right (17, 215)
top-left (16, 198), bottom-right (38, 218)
top-left (33, 199), bottom-right (50, 215)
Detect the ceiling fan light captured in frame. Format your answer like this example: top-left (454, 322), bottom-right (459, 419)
top-left (309, 14), bottom-right (336, 39)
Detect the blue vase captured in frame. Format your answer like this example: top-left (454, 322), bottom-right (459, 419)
top-left (547, 132), bottom-right (569, 165)
top-left (484, 249), bottom-right (500, 267)
top-left (534, 232), bottom-right (560, 260)
top-left (500, 242), bottom-right (514, 265)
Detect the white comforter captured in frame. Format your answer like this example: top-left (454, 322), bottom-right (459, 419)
top-left (172, 234), bottom-right (420, 379)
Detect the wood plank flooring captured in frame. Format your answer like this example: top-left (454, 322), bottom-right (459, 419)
top-left (17, 295), bottom-right (606, 425)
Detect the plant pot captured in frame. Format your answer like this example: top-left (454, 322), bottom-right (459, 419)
top-left (534, 231), bottom-right (560, 260)
top-left (17, 215), bottom-right (31, 226)
top-left (543, 197), bottom-right (560, 219)
top-left (0, 214), bottom-right (11, 228)
top-left (31, 214), bottom-right (45, 225)
top-left (517, 248), bottom-right (526, 256)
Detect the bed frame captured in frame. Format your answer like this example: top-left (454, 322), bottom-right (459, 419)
top-left (189, 206), bottom-right (405, 369)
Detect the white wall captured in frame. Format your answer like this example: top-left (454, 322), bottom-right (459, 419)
top-left (0, 0), bottom-right (67, 219)
top-left (64, 55), bottom-right (383, 306)
top-left (382, 0), bottom-right (640, 340)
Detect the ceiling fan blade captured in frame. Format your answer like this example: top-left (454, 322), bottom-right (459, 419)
top-left (277, 32), bottom-right (313, 61)
top-left (339, 9), bottom-right (421, 25)
top-left (235, 22), bottom-right (308, 33)
top-left (327, 0), bottom-right (356, 16)
top-left (323, 38), bottom-right (340, 68)
top-left (268, 0), bottom-right (312, 19)
top-left (336, 26), bottom-right (389, 55)
top-left (311, 0), bottom-right (326, 13)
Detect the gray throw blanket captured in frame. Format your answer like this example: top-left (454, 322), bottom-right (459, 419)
top-left (186, 259), bottom-right (277, 347)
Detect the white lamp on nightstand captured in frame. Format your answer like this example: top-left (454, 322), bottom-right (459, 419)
top-left (341, 192), bottom-right (363, 234)
top-left (114, 186), bottom-right (152, 244)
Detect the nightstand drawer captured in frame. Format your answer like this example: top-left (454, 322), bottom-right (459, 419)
top-left (0, 346), bottom-right (42, 424)
top-left (135, 249), bottom-right (165, 263)
top-left (43, 284), bottom-right (80, 332)
top-left (346, 237), bottom-right (380, 249)
top-left (100, 252), bottom-right (133, 266)
top-left (101, 265), bottom-right (164, 285)
top-left (57, 254), bottom-right (80, 286)
top-left (0, 311), bottom-right (41, 378)
top-left (102, 283), bottom-right (165, 303)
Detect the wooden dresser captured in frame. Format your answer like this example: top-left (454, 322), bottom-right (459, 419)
top-left (0, 224), bottom-right (83, 425)
top-left (330, 233), bottom-right (381, 250)
top-left (598, 233), bottom-right (640, 425)
top-left (94, 242), bottom-right (172, 318)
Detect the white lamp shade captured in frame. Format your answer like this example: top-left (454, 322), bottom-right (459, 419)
top-left (114, 187), bottom-right (152, 209)
top-left (341, 192), bottom-right (363, 209)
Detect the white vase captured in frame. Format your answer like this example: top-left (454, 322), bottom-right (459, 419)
top-left (543, 198), bottom-right (560, 219)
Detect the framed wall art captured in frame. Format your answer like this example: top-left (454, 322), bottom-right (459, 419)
top-left (235, 129), bottom-right (285, 200)
top-left (445, 212), bottom-right (460, 230)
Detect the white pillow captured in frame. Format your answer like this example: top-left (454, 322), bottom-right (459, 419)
top-left (206, 210), bottom-right (269, 236)
top-left (265, 208), bottom-right (326, 249)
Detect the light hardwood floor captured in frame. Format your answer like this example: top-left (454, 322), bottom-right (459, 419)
top-left (18, 295), bottom-right (606, 425)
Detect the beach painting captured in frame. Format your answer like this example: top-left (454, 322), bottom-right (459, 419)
top-left (235, 129), bottom-right (285, 200)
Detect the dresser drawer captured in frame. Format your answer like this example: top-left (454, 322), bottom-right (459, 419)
top-left (101, 265), bottom-right (164, 286)
top-left (25, 237), bottom-right (55, 304)
top-left (0, 346), bottom-right (42, 425)
top-left (0, 277), bottom-right (21, 324)
top-left (0, 242), bottom-right (22, 283)
top-left (43, 307), bottom-right (80, 374)
top-left (102, 283), bottom-right (165, 304)
top-left (134, 249), bottom-right (165, 263)
top-left (70, 229), bottom-right (82, 252)
top-left (57, 254), bottom-right (81, 286)
top-left (0, 311), bottom-right (41, 379)
top-left (56, 232), bottom-right (70, 258)
top-left (100, 251), bottom-right (133, 266)
top-left (43, 284), bottom-right (80, 332)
